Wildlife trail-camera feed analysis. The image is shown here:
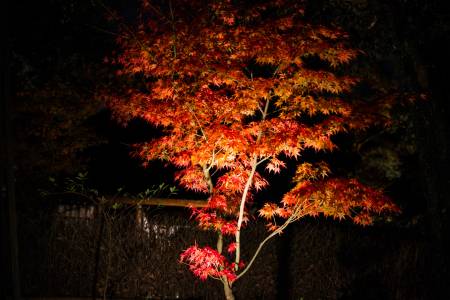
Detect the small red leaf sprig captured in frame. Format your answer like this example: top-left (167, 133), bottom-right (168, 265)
top-left (180, 245), bottom-right (237, 282)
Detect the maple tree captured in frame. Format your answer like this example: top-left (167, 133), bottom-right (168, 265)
top-left (105, 1), bottom-right (401, 299)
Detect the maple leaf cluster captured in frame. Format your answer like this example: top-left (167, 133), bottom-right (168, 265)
top-left (105, 0), bottom-right (401, 286)
top-left (180, 245), bottom-right (237, 282)
top-left (260, 163), bottom-right (400, 230)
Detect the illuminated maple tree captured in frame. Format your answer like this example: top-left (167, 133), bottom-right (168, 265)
top-left (105, 1), bottom-right (400, 299)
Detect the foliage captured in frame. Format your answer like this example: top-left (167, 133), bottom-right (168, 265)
top-left (40, 172), bottom-right (178, 204)
top-left (11, 0), bottom-right (121, 180)
top-left (105, 0), bottom-right (401, 297)
top-left (14, 52), bottom-right (106, 178)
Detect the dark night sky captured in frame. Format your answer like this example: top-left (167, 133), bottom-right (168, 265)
top-left (4, 0), bottom-right (449, 219)
top-left (8, 0), bottom-right (449, 199)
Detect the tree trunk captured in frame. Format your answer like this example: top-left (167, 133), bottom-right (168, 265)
top-left (1, 2), bottom-right (22, 297)
top-left (222, 281), bottom-right (235, 300)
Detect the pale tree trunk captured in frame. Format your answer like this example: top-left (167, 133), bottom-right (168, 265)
top-left (217, 232), bottom-right (235, 300)
top-left (205, 165), bottom-right (236, 300)
top-left (222, 281), bottom-right (235, 300)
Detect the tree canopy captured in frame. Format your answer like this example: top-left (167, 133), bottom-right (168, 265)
top-left (105, 0), bottom-right (402, 298)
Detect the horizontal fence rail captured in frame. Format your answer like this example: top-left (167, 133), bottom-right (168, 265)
top-left (107, 197), bottom-right (208, 207)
